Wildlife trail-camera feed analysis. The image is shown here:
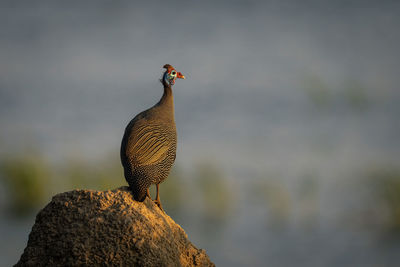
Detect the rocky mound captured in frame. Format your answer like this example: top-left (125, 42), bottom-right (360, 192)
top-left (16, 186), bottom-right (214, 267)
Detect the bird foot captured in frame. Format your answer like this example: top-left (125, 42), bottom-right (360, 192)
top-left (146, 194), bottom-right (152, 201)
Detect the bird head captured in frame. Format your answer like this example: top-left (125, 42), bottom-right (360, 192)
top-left (162, 64), bottom-right (185, 86)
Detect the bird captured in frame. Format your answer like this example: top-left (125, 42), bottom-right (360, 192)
top-left (120, 64), bottom-right (185, 211)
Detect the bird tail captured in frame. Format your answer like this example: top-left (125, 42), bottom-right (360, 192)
top-left (132, 187), bottom-right (147, 202)
top-left (127, 179), bottom-right (148, 202)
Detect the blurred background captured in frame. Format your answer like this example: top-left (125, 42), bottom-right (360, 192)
top-left (1, 0), bottom-right (400, 266)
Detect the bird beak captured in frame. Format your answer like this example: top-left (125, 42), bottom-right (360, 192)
top-left (177, 72), bottom-right (185, 79)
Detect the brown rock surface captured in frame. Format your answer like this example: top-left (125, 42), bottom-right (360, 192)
top-left (15, 186), bottom-right (214, 267)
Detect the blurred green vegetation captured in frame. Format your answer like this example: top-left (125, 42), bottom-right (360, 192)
top-left (252, 175), bottom-right (292, 228)
top-left (250, 171), bottom-right (320, 229)
top-left (343, 79), bottom-right (369, 111)
top-left (0, 154), bottom-right (50, 217)
top-left (0, 151), bottom-right (126, 217)
top-left (151, 167), bottom-right (184, 216)
top-left (2, 148), bottom-right (400, 239)
top-left (296, 171), bottom-right (319, 228)
top-left (303, 75), bottom-right (332, 109)
top-left (302, 75), bottom-right (370, 111)
top-left (0, 151), bottom-right (232, 222)
top-left (368, 167), bottom-right (400, 233)
top-left (248, 166), bottom-right (400, 233)
top-left (60, 155), bottom-right (124, 191)
top-left (194, 162), bottom-right (233, 223)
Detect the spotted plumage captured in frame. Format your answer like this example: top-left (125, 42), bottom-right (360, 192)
top-left (120, 64), bottom-right (185, 210)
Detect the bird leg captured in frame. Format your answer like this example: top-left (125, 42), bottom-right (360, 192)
top-left (146, 188), bottom-right (151, 200)
top-left (154, 183), bottom-right (164, 212)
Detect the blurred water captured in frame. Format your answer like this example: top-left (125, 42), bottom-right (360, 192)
top-left (1, 1), bottom-right (400, 266)
top-left (0, 218), bottom-right (32, 267)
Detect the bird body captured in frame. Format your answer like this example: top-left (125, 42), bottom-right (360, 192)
top-left (120, 64), bottom-right (185, 209)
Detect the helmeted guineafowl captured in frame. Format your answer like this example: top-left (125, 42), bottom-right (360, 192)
top-left (120, 64), bottom-right (185, 210)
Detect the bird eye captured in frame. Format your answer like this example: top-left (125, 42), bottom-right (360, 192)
top-left (171, 71), bottom-right (176, 76)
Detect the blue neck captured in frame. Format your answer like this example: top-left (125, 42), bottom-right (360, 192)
top-left (158, 73), bottom-right (173, 108)
top-left (162, 72), bottom-right (170, 86)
